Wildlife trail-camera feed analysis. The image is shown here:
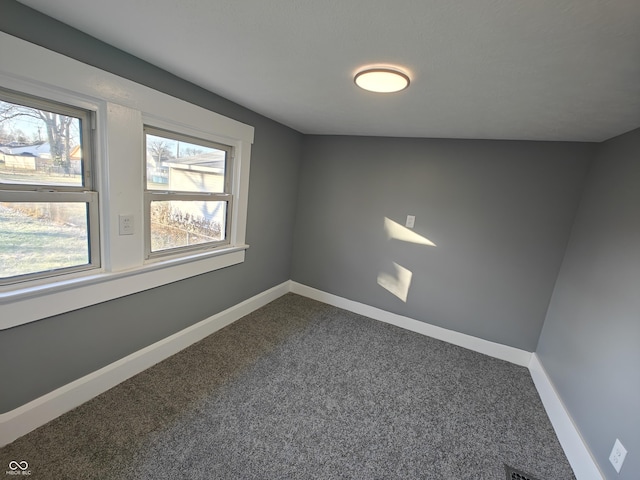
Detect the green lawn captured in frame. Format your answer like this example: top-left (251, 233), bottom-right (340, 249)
top-left (0, 205), bottom-right (89, 279)
top-left (0, 164), bottom-right (83, 186)
top-left (1, 203), bottom-right (222, 279)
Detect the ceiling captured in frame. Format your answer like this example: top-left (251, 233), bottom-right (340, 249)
top-left (18, 0), bottom-right (640, 142)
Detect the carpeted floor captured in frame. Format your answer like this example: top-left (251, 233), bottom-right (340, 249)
top-left (1, 294), bottom-right (575, 479)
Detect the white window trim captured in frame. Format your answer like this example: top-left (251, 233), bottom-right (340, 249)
top-left (142, 123), bottom-right (234, 260)
top-left (0, 89), bottom-right (100, 285)
top-left (0, 32), bottom-right (254, 329)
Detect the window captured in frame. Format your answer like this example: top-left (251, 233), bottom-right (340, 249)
top-left (1, 32), bottom-right (253, 328)
top-left (0, 87), bottom-right (98, 285)
top-left (144, 127), bottom-right (233, 259)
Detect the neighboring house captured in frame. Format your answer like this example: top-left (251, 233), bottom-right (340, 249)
top-left (0, 142), bottom-right (82, 174)
top-left (162, 150), bottom-right (226, 224)
top-left (1, 142), bottom-right (48, 170)
top-left (165, 150), bottom-right (225, 193)
top-left (5, 141), bottom-right (50, 157)
top-left (1, 151), bottom-right (37, 170)
top-left (67, 144), bottom-right (82, 174)
top-left (146, 149), bottom-right (169, 184)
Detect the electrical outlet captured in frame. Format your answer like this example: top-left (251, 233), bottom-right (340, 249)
top-left (118, 214), bottom-right (134, 235)
top-left (406, 215), bottom-right (415, 229)
top-left (609, 438), bottom-right (627, 473)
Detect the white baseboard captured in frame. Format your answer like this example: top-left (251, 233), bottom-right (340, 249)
top-left (0, 279), bottom-right (602, 480)
top-left (290, 282), bottom-right (602, 479)
top-left (289, 281), bottom-right (532, 367)
top-left (0, 281), bottom-right (290, 448)
top-left (529, 353), bottom-right (603, 480)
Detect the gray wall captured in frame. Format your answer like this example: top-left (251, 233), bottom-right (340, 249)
top-left (292, 136), bottom-right (594, 351)
top-left (537, 127), bottom-right (640, 479)
top-left (0, 1), bottom-right (302, 413)
top-left (2, 7), bottom-right (637, 478)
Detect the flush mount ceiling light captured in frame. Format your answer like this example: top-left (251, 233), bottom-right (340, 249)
top-left (354, 68), bottom-right (410, 93)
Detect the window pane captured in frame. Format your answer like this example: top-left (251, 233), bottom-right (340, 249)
top-left (150, 200), bottom-right (226, 252)
top-left (0, 98), bottom-right (85, 187)
top-left (146, 133), bottom-right (226, 193)
top-left (0, 202), bottom-right (89, 279)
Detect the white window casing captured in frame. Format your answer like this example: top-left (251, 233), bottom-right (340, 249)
top-left (0, 87), bottom-right (100, 285)
top-left (0, 32), bottom-right (254, 329)
top-left (142, 125), bottom-right (235, 260)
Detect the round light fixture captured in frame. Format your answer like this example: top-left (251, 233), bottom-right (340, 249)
top-left (354, 68), bottom-right (410, 93)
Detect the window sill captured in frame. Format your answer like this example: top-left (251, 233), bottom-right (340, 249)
top-left (0, 244), bottom-right (249, 330)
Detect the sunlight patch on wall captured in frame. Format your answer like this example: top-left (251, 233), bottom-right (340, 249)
top-left (384, 217), bottom-right (436, 247)
top-left (377, 261), bottom-right (413, 302)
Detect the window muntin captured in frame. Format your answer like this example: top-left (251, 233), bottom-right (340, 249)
top-left (144, 127), bottom-right (233, 258)
top-left (0, 88), bottom-right (98, 285)
top-left (1, 33), bottom-right (254, 327)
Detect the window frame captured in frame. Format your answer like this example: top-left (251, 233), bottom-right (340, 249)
top-left (142, 125), bottom-right (234, 260)
top-left (0, 87), bottom-right (100, 285)
top-left (0, 32), bottom-right (254, 330)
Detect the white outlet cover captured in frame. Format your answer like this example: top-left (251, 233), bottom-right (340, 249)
top-left (609, 438), bottom-right (627, 473)
top-left (119, 214), bottom-right (134, 235)
top-left (406, 215), bottom-right (415, 229)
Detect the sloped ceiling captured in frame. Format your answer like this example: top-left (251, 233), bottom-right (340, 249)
top-left (17, 0), bottom-right (640, 141)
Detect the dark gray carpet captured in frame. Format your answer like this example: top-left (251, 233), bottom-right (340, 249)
top-left (1, 294), bottom-right (575, 479)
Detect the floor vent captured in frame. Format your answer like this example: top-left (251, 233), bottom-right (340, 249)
top-left (504, 464), bottom-right (542, 480)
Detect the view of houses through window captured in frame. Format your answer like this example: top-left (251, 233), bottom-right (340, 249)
top-left (144, 128), bottom-right (232, 257)
top-left (0, 100), bottom-right (85, 186)
top-left (0, 89), bottom-right (98, 283)
top-left (0, 87), bottom-right (237, 283)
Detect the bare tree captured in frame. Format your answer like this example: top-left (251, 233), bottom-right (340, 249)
top-left (147, 140), bottom-right (173, 169)
top-left (0, 100), bottom-right (78, 172)
top-left (182, 147), bottom-right (204, 157)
